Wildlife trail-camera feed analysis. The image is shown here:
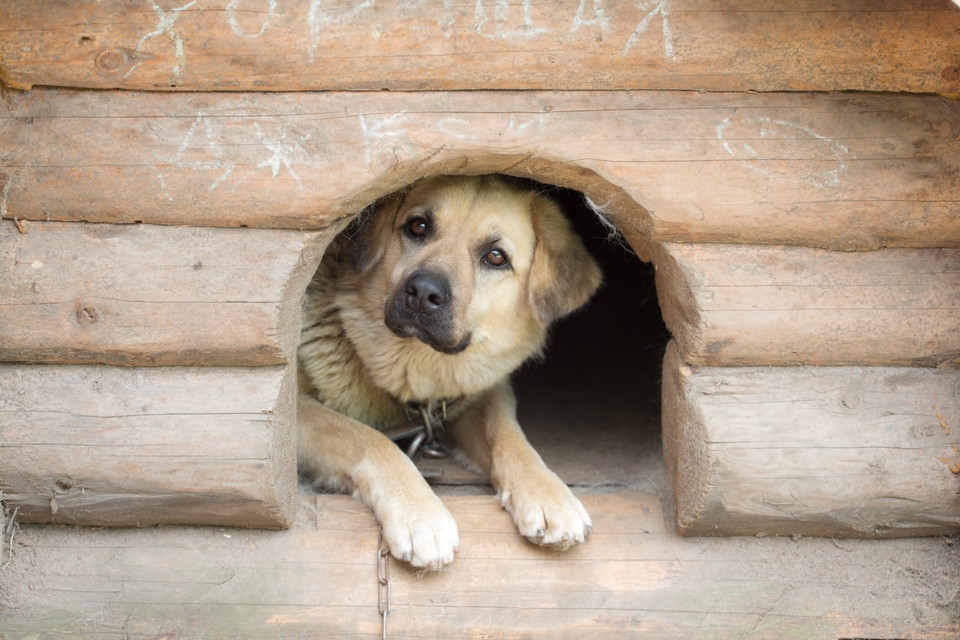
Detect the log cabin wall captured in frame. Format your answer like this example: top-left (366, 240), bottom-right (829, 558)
top-left (1, 1), bottom-right (958, 537)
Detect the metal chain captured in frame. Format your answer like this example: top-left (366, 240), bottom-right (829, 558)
top-left (377, 530), bottom-right (391, 640)
top-left (384, 399), bottom-right (458, 460)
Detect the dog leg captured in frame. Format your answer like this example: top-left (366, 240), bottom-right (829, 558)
top-left (298, 396), bottom-right (459, 569)
top-left (449, 382), bottom-right (592, 550)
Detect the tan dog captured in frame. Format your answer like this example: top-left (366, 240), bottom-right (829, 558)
top-left (298, 175), bottom-right (601, 569)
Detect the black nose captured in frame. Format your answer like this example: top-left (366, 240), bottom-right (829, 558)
top-left (403, 271), bottom-right (451, 313)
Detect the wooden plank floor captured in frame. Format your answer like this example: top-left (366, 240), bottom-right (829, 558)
top-left (1, 492), bottom-right (957, 639)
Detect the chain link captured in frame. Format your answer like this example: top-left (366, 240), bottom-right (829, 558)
top-left (377, 530), bottom-right (391, 640)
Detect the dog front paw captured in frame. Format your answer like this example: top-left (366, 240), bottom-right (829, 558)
top-left (377, 495), bottom-right (460, 570)
top-left (498, 470), bottom-right (592, 551)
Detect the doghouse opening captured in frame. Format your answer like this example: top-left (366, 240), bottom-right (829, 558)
top-left (409, 181), bottom-right (672, 496)
top-left (513, 186), bottom-right (670, 493)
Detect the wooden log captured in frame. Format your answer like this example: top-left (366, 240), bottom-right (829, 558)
top-left (0, 219), bottom-right (328, 367)
top-left (655, 243), bottom-right (960, 368)
top-left (0, 363), bottom-right (298, 528)
top-left (661, 341), bottom-right (960, 539)
top-left (1, 1), bottom-right (959, 95)
top-left (1, 493), bottom-right (957, 639)
top-left (2, 89), bottom-right (957, 253)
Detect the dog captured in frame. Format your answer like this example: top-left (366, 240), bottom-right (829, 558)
top-left (297, 174), bottom-right (601, 569)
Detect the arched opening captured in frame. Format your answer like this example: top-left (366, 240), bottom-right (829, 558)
top-left (308, 168), bottom-right (671, 501)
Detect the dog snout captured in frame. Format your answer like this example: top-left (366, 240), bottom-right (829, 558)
top-left (403, 271), bottom-right (451, 313)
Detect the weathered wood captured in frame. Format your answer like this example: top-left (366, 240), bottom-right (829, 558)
top-left (2, 1), bottom-right (959, 95)
top-left (661, 341), bottom-right (960, 539)
top-left (2, 89), bottom-right (958, 253)
top-left (0, 219), bottom-right (328, 366)
top-left (1, 493), bottom-right (956, 639)
top-left (655, 243), bottom-right (960, 368)
top-left (0, 363), bottom-right (298, 528)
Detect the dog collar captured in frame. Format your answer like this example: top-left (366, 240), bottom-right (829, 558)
top-left (382, 398), bottom-right (462, 460)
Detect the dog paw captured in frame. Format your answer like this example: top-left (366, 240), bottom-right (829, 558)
top-left (378, 495), bottom-right (460, 570)
top-left (498, 471), bottom-right (592, 551)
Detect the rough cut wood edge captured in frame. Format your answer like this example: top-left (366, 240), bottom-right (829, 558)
top-left (654, 243), bottom-right (960, 368)
top-left (2, 90), bottom-right (958, 254)
top-left (661, 341), bottom-right (960, 539)
top-left (2, 492), bottom-right (957, 639)
top-left (2, 1), bottom-right (959, 96)
top-left (0, 219), bottom-right (330, 367)
top-left (0, 363), bottom-right (298, 529)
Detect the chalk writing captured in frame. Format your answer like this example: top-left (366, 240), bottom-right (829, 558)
top-left (247, 122), bottom-right (310, 190)
top-left (136, 0), bottom-right (197, 85)
top-left (307, 0), bottom-right (377, 64)
top-left (716, 116), bottom-right (854, 188)
top-left (436, 113), bottom-right (547, 142)
top-left (164, 111), bottom-right (235, 192)
top-left (153, 114), bottom-right (313, 195)
top-left (571, 0), bottom-right (611, 34)
top-left (127, 1), bottom-right (686, 80)
top-left (358, 112), bottom-right (415, 166)
top-left (473, 0), bottom-right (548, 39)
top-left (623, 1), bottom-right (674, 58)
top-left (226, 0), bottom-right (276, 38)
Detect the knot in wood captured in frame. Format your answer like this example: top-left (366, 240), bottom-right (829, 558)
top-left (95, 49), bottom-right (131, 75)
top-left (839, 391), bottom-right (861, 411)
top-left (941, 65), bottom-right (960, 83)
top-left (76, 305), bottom-right (102, 324)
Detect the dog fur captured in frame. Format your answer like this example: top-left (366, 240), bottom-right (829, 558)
top-left (297, 174), bottom-right (601, 569)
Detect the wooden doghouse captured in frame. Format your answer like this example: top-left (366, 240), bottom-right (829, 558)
top-left (1, 2), bottom-right (959, 637)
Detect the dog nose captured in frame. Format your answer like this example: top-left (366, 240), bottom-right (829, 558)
top-left (404, 271), bottom-right (450, 312)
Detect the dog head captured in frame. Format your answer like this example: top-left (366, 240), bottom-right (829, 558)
top-left (337, 174), bottom-right (601, 399)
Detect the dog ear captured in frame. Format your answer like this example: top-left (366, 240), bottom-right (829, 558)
top-left (527, 193), bottom-right (602, 327)
top-left (338, 196), bottom-right (402, 273)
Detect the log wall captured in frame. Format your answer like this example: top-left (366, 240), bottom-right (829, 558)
top-left (0, 363), bottom-right (297, 528)
top-left (0, 220), bottom-right (328, 366)
top-left (655, 243), bottom-right (960, 368)
top-left (1, 3), bottom-right (958, 538)
top-left (2, 89), bottom-right (958, 255)
top-left (661, 342), bottom-right (960, 538)
top-left (2, 1), bottom-right (959, 95)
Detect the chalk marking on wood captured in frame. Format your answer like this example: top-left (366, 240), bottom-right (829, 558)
top-left (716, 116), bottom-right (854, 188)
top-left (246, 122), bottom-right (309, 190)
top-left (225, 0), bottom-right (276, 38)
top-left (358, 112), bottom-right (414, 167)
top-left (307, 0), bottom-right (377, 64)
top-left (473, 0), bottom-right (548, 39)
top-left (571, 0), bottom-right (611, 34)
top-left (436, 112), bottom-right (547, 142)
top-left (622, 0), bottom-right (674, 59)
top-left (151, 165), bottom-right (172, 200)
top-left (133, 0), bottom-right (197, 85)
top-left (152, 111), bottom-right (235, 195)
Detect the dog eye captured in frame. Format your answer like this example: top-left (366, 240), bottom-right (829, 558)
top-left (404, 217), bottom-right (430, 239)
top-left (483, 248), bottom-right (510, 268)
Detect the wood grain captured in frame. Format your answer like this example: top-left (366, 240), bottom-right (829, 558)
top-left (655, 243), bottom-right (960, 367)
top-left (661, 341), bottom-right (960, 538)
top-left (2, 89), bottom-right (957, 253)
top-left (0, 219), bottom-right (328, 366)
top-left (0, 363), bottom-right (298, 528)
top-left (2, 1), bottom-right (959, 95)
top-left (1, 493), bottom-right (956, 639)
